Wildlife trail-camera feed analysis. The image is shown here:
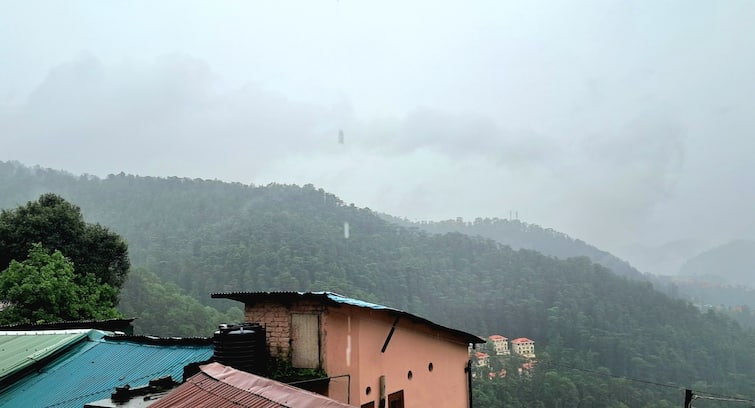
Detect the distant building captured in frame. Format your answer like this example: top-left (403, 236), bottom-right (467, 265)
top-left (511, 337), bottom-right (536, 358)
top-left (212, 291), bottom-right (485, 408)
top-left (488, 369), bottom-right (507, 379)
top-left (488, 335), bottom-right (510, 355)
top-left (475, 352), bottom-right (490, 368)
top-left (518, 361), bottom-right (536, 376)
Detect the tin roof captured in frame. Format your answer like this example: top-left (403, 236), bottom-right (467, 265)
top-left (0, 335), bottom-right (213, 408)
top-left (0, 329), bottom-right (95, 387)
top-left (149, 362), bottom-right (353, 408)
top-left (0, 318), bottom-right (135, 335)
top-left (211, 291), bottom-right (485, 344)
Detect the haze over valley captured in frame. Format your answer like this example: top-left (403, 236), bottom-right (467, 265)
top-left (3, 1), bottom-right (755, 276)
top-left (3, 2), bottom-right (755, 406)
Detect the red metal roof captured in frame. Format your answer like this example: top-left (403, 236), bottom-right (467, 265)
top-left (511, 337), bottom-right (534, 343)
top-left (488, 335), bottom-right (507, 341)
top-left (149, 363), bottom-right (353, 408)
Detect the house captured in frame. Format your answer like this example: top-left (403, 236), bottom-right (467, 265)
top-left (511, 337), bottom-right (536, 358)
top-left (488, 335), bottom-right (510, 355)
top-left (474, 352), bottom-right (490, 368)
top-left (0, 332), bottom-right (213, 408)
top-left (212, 291), bottom-right (485, 408)
top-left (149, 362), bottom-right (353, 408)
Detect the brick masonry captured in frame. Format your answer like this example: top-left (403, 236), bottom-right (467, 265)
top-left (244, 301), bottom-right (325, 358)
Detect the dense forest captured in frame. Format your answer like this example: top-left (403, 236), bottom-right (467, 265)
top-left (1, 161), bottom-right (754, 406)
top-left (380, 214), bottom-right (644, 279)
top-left (385, 214), bottom-right (755, 323)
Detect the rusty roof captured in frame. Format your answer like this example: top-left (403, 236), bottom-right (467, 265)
top-left (211, 291), bottom-right (485, 344)
top-left (149, 362), bottom-right (353, 408)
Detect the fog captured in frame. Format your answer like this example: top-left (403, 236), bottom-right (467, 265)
top-left (2, 1), bottom-right (754, 272)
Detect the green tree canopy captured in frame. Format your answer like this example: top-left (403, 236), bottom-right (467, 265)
top-left (0, 243), bottom-right (120, 323)
top-left (0, 193), bottom-right (130, 296)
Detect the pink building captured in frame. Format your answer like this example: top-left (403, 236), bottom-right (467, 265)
top-left (213, 291), bottom-right (485, 408)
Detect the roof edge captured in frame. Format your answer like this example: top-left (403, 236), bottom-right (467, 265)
top-left (211, 291), bottom-right (485, 344)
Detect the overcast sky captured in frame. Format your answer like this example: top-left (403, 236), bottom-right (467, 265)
top-left (2, 1), bottom-right (754, 271)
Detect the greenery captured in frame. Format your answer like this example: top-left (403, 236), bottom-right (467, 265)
top-left (381, 214), bottom-right (644, 279)
top-left (1, 161), bottom-right (755, 406)
top-left (117, 268), bottom-right (243, 337)
top-left (268, 356), bottom-right (328, 383)
top-left (0, 192), bottom-right (130, 297)
top-left (0, 243), bottom-right (120, 323)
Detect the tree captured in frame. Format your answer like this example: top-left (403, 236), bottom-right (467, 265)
top-left (117, 268), bottom-right (243, 336)
top-left (0, 194), bottom-right (130, 301)
top-left (0, 243), bottom-right (120, 323)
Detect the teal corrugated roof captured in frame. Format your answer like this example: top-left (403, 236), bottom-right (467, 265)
top-left (0, 330), bottom-right (94, 385)
top-left (0, 336), bottom-right (213, 408)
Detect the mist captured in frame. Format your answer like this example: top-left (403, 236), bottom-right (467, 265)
top-left (2, 0), bottom-right (755, 271)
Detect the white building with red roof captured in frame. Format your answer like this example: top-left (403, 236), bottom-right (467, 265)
top-left (475, 352), bottom-right (490, 368)
top-left (488, 334), bottom-right (510, 355)
top-left (511, 337), bottom-right (536, 358)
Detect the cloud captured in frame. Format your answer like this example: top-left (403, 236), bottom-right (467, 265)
top-left (2, 54), bottom-right (346, 179)
top-left (0, 53), bottom-right (691, 247)
top-left (353, 108), bottom-right (562, 174)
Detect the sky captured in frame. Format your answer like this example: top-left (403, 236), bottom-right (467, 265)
top-left (2, 1), bottom-right (754, 272)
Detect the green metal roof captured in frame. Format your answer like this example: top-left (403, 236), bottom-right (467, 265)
top-left (0, 335), bottom-right (214, 408)
top-left (0, 329), bottom-right (95, 385)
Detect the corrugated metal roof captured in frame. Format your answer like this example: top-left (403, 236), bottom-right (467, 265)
top-left (0, 318), bottom-right (135, 334)
top-left (0, 336), bottom-right (213, 408)
top-left (149, 362), bottom-right (353, 408)
top-left (211, 291), bottom-right (486, 344)
top-left (0, 329), bottom-right (95, 386)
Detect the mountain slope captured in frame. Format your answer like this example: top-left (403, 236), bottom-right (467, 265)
top-left (1, 161), bottom-right (755, 406)
top-left (381, 215), bottom-right (644, 279)
top-left (680, 239), bottom-right (755, 286)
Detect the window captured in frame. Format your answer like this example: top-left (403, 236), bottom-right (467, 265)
top-left (361, 402), bottom-right (375, 408)
top-left (388, 390), bottom-right (405, 408)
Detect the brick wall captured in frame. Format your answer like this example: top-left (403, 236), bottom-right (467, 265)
top-left (244, 301), bottom-right (325, 358)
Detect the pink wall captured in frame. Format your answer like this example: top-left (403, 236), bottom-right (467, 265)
top-left (244, 302), bottom-right (472, 407)
top-left (324, 305), bottom-right (471, 407)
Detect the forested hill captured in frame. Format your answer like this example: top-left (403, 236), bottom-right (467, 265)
top-left (680, 239), bottom-right (755, 286)
top-left (2, 161), bottom-right (755, 406)
top-left (381, 215), bottom-right (644, 279)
